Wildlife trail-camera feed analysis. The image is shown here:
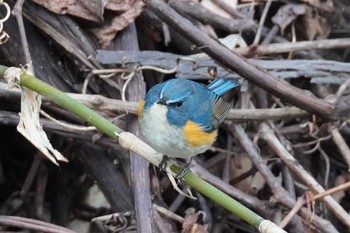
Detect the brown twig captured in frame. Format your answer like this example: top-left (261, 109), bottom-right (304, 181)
top-left (0, 1), bottom-right (10, 44)
top-left (261, 25), bottom-right (279, 45)
top-left (0, 215), bottom-right (74, 233)
top-left (211, 0), bottom-right (246, 19)
top-left (12, 0), bottom-right (31, 65)
top-left (96, 50), bottom-right (350, 83)
top-left (169, 189), bottom-right (187, 212)
top-left (231, 123), bottom-right (338, 233)
top-left (0, 110), bottom-right (126, 154)
top-left (154, 204), bottom-right (184, 223)
top-left (259, 122), bottom-right (350, 228)
top-left (20, 1), bottom-right (97, 69)
top-left (236, 38), bottom-right (350, 56)
top-left (168, 0), bottom-right (255, 33)
top-left (329, 127), bottom-right (350, 171)
top-left (191, 161), bottom-right (274, 218)
top-left (318, 146), bottom-right (331, 189)
top-left (222, 135), bottom-right (233, 183)
top-left (20, 154), bottom-right (42, 198)
top-left (0, 83), bottom-right (310, 121)
top-left (312, 181), bottom-right (350, 201)
top-left (252, 0), bottom-right (272, 46)
top-left (279, 197), bottom-right (305, 228)
top-left (34, 163), bottom-right (48, 219)
top-left (116, 23), bottom-right (152, 233)
top-left (76, 146), bottom-right (133, 212)
top-left (142, 0), bottom-right (335, 119)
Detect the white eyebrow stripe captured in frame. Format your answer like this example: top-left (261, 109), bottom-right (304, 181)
top-left (160, 89), bottom-right (163, 99)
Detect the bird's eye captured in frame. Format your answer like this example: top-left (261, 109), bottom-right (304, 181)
top-left (175, 101), bottom-right (183, 107)
top-left (169, 101), bottom-right (183, 107)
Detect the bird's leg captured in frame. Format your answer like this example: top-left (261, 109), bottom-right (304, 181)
top-left (159, 156), bottom-right (193, 180)
top-left (175, 157), bottom-right (193, 179)
top-left (159, 155), bottom-right (171, 171)
top-left (159, 156), bottom-right (192, 179)
top-left (160, 157), bottom-right (196, 199)
top-left (159, 156), bottom-right (192, 180)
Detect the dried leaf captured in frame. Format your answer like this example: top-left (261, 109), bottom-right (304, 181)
top-left (302, 6), bottom-right (331, 40)
top-left (201, 0), bottom-right (232, 18)
top-left (32, 0), bottom-right (107, 22)
top-left (4, 67), bottom-right (68, 165)
top-left (181, 208), bottom-right (208, 233)
top-left (31, 0), bottom-right (140, 22)
top-left (271, 4), bottom-right (306, 33)
top-left (106, 0), bottom-right (139, 12)
top-left (299, 0), bottom-right (335, 12)
top-left (90, 0), bottom-right (145, 48)
top-left (219, 34), bottom-right (247, 50)
top-left (230, 155), bottom-right (265, 195)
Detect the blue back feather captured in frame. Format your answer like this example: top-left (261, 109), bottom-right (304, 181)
top-left (207, 78), bottom-right (240, 96)
top-left (143, 78), bottom-right (240, 132)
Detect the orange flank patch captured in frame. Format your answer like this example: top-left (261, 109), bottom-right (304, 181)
top-left (183, 120), bottom-right (217, 147)
top-left (137, 100), bottom-right (145, 119)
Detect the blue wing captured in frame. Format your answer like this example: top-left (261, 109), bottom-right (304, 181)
top-left (208, 78), bottom-right (240, 96)
top-left (207, 79), bottom-right (240, 128)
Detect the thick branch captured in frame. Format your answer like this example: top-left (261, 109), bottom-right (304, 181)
top-left (96, 50), bottom-right (350, 84)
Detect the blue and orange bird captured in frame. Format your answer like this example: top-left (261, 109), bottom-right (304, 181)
top-left (138, 78), bottom-right (240, 160)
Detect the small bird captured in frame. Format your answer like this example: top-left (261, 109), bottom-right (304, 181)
top-left (138, 78), bottom-right (240, 160)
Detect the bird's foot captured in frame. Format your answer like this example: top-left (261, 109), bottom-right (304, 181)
top-left (175, 158), bottom-right (193, 180)
top-left (159, 155), bottom-right (171, 171)
top-left (159, 156), bottom-right (192, 180)
top-left (159, 156), bottom-right (196, 199)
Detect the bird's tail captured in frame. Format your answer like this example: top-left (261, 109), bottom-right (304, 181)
top-left (207, 78), bottom-right (240, 96)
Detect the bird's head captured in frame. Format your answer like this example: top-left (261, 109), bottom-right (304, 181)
top-left (142, 79), bottom-right (211, 128)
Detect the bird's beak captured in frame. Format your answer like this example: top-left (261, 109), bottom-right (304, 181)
top-left (157, 98), bottom-right (167, 105)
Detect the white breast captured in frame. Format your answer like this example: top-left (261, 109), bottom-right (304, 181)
top-left (140, 104), bottom-right (211, 159)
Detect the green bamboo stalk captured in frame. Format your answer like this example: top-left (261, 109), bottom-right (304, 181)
top-left (0, 65), bottom-right (6, 78)
top-left (172, 166), bottom-right (264, 226)
top-left (0, 65), bottom-right (268, 230)
top-left (0, 65), bottom-right (122, 139)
